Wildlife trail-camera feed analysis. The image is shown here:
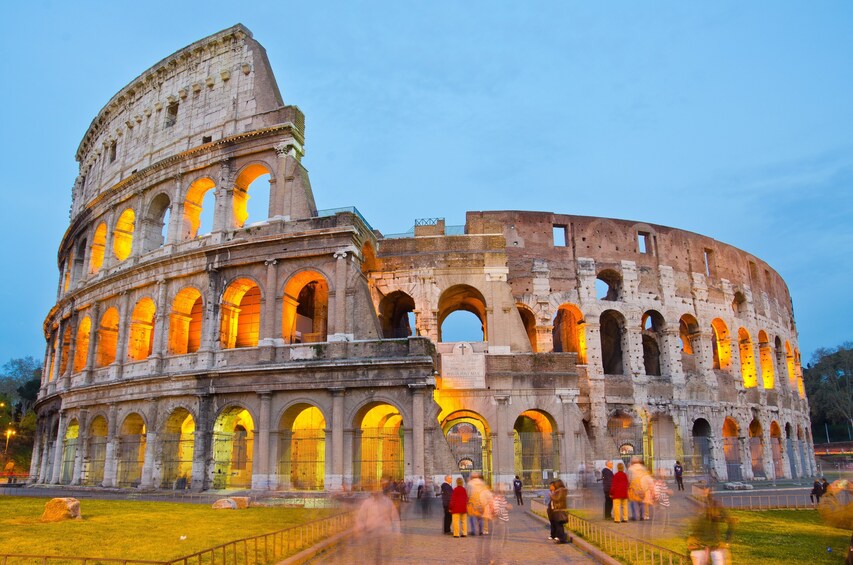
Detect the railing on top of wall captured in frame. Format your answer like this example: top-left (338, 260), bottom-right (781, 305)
top-left (530, 499), bottom-right (690, 565)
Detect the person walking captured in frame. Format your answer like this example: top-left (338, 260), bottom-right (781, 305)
top-left (811, 478), bottom-right (824, 505)
top-left (449, 477), bottom-right (469, 538)
top-left (545, 481), bottom-right (557, 540)
top-left (674, 461), bottom-right (684, 491)
top-left (441, 475), bottom-right (453, 534)
top-left (354, 487), bottom-right (401, 565)
top-left (610, 462), bottom-right (629, 523)
top-left (687, 487), bottom-right (735, 565)
top-left (551, 479), bottom-right (570, 544)
top-left (513, 475), bottom-right (524, 505)
top-left (601, 461), bottom-right (614, 519)
top-left (653, 469), bottom-right (673, 532)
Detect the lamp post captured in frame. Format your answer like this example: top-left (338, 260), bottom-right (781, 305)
top-left (4, 429), bottom-right (14, 454)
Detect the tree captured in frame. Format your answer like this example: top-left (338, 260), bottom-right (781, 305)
top-left (0, 357), bottom-right (41, 405)
top-left (16, 378), bottom-right (40, 415)
top-left (805, 343), bottom-right (853, 438)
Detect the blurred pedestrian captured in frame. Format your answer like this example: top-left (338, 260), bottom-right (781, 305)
top-left (674, 460), bottom-right (684, 491)
top-left (687, 487), bottom-right (734, 565)
top-left (653, 469), bottom-right (673, 532)
top-left (601, 461), bottom-right (614, 519)
top-left (545, 481), bottom-right (557, 539)
top-left (551, 479), bottom-right (570, 544)
top-left (450, 477), bottom-right (469, 537)
top-left (354, 486), bottom-right (401, 565)
top-left (812, 478), bottom-right (824, 504)
top-left (610, 463), bottom-right (629, 523)
top-left (441, 475), bottom-right (453, 534)
top-left (513, 475), bottom-right (524, 505)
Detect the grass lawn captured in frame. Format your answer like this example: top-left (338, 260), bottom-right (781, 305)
top-left (0, 497), bottom-right (338, 561)
top-left (653, 510), bottom-right (850, 565)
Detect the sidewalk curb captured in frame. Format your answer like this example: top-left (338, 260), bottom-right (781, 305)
top-left (526, 510), bottom-right (621, 565)
top-left (276, 528), bottom-right (355, 565)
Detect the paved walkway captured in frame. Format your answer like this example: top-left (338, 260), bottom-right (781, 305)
top-left (308, 498), bottom-right (596, 565)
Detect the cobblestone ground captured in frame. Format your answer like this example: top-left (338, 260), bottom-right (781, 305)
top-left (309, 498), bottom-right (596, 565)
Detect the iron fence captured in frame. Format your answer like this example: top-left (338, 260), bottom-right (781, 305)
top-left (715, 491), bottom-right (814, 510)
top-left (0, 511), bottom-right (354, 565)
top-left (530, 500), bottom-right (689, 565)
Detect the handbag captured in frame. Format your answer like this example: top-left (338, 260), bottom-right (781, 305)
top-left (552, 510), bottom-right (568, 523)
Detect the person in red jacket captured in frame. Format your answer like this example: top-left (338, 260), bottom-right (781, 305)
top-left (449, 477), bottom-right (469, 537)
top-left (610, 462), bottom-right (629, 523)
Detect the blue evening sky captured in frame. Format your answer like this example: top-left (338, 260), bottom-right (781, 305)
top-left (0, 2), bottom-right (850, 366)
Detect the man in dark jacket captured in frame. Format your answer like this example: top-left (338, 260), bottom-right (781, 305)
top-left (601, 461), bottom-right (614, 519)
top-left (441, 474), bottom-right (453, 534)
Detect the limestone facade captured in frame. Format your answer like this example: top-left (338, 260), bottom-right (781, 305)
top-left (34, 25), bottom-right (814, 492)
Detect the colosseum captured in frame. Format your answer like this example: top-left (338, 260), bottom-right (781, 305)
top-left (33, 24), bottom-right (815, 493)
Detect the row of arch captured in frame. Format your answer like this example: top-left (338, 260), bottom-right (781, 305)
top-left (47, 270), bottom-right (330, 379)
top-left (377, 283), bottom-right (803, 395)
top-left (61, 163), bottom-right (274, 294)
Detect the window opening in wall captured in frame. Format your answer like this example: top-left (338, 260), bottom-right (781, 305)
top-left (595, 270), bottom-right (621, 301)
top-left (553, 225), bottom-right (567, 247)
top-left (165, 102), bottom-right (179, 128)
top-left (703, 249), bottom-right (713, 277)
top-left (234, 164), bottom-right (272, 228)
top-left (441, 311), bottom-right (484, 342)
top-left (245, 173), bottom-right (271, 226)
top-left (202, 135), bottom-right (212, 144)
top-left (638, 232), bottom-right (651, 254)
top-left (109, 141), bottom-right (117, 163)
top-left (748, 261), bottom-right (758, 286)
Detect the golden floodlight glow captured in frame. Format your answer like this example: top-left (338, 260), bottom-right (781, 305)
top-left (112, 208), bottom-right (135, 261)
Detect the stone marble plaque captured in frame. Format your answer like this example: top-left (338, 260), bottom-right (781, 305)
top-left (440, 342), bottom-right (486, 389)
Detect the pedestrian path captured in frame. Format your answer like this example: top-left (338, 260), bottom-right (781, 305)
top-left (308, 498), bottom-right (597, 564)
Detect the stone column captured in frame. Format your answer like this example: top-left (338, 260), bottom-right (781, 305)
top-left (150, 279), bottom-right (169, 368)
top-left (696, 330), bottom-right (717, 386)
top-left (739, 436), bottom-right (753, 480)
top-left (331, 250), bottom-right (349, 339)
top-left (38, 416), bottom-right (52, 483)
top-left (50, 411), bottom-right (67, 484)
top-left (729, 336), bottom-right (744, 390)
top-left (198, 269), bottom-right (221, 368)
top-left (259, 260), bottom-right (279, 361)
top-left (28, 419), bottom-right (42, 483)
top-left (660, 328), bottom-right (685, 385)
top-left (71, 409), bottom-right (89, 486)
top-left (51, 318), bottom-right (67, 388)
top-left (101, 210), bottom-right (117, 271)
top-left (114, 291), bottom-right (131, 379)
top-left (84, 303), bottom-right (100, 385)
top-left (253, 392), bottom-right (272, 490)
top-left (493, 394), bottom-right (513, 486)
top-left (625, 326), bottom-right (646, 378)
top-left (102, 404), bottom-right (119, 487)
top-left (191, 394), bottom-right (212, 491)
top-left (165, 174), bottom-right (183, 246)
top-left (140, 399), bottom-right (159, 488)
top-left (328, 387), bottom-right (345, 490)
top-left (410, 384), bottom-right (426, 482)
top-left (584, 322), bottom-right (603, 378)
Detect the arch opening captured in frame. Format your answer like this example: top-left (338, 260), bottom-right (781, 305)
top-left (690, 418), bottom-right (713, 475)
top-left (221, 279), bottom-right (261, 349)
top-left (279, 405), bottom-right (326, 491)
top-left (711, 319), bottom-right (731, 371)
top-left (89, 222), bottom-right (107, 274)
top-left (722, 417), bottom-right (742, 481)
top-left (169, 288), bottom-right (203, 354)
top-left (596, 270), bottom-right (622, 301)
top-left (738, 328), bottom-right (757, 388)
top-left (552, 304), bottom-right (586, 362)
top-left (127, 297), bottom-right (156, 361)
top-left (600, 310), bottom-right (625, 375)
top-left (95, 308), bottom-right (120, 367)
top-left (236, 165), bottom-right (272, 228)
top-left (117, 413), bottom-right (146, 488)
top-left (379, 291), bottom-right (416, 339)
top-left (354, 403), bottom-right (404, 491)
top-left (160, 409), bottom-right (194, 489)
top-left (212, 407), bottom-right (254, 489)
top-left (112, 209), bottom-right (136, 262)
top-left (442, 411), bottom-right (492, 484)
top-left (60, 419), bottom-right (80, 485)
top-left (141, 193), bottom-right (171, 252)
top-left (183, 178), bottom-right (217, 239)
top-left (513, 409), bottom-right (558, 487)
top-left (438, 285), bottom-right (487, 343)
top-left (283, 272), bottom-right (329, 344)
top-left (84, 416), bottom-right (108, 486)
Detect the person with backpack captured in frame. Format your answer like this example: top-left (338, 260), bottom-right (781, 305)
top-left (513, 475), bottom-right (524, 505)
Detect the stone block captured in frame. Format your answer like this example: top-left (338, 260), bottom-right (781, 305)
top-left (41, 498), bottom-right (82, 522)
top-left (212, 498), bottom-right (238, 510)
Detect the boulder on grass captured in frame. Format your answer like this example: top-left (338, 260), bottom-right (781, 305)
top-left (212, 498), bottom-right (238, 510)
top-left (41, 498), bottom-right (82, 522)
top-left (230, 496), bottom-right (251, 509)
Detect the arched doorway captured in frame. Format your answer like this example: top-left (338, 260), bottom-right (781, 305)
top-left (722, 417), bottom-right (742, 481)
top-left (608, 411), bottom-right (643, 466)
top-left (749, 419), bottom-right (765, 478)
top-left (648, 413), bottom-right (676, 472)
top-left (379, 291), bottom-right (416, 339)
top-left (84, 416), bottom-right (108, 486)
top-left (278, 405), bottom-right (326, 491)
top-left (691, 418), bottom-right (713, 475)
top-left (353, 403), bottom-right (404, 491)
top-left (770, 421), bottom-right (784, 479)
top-left (282, 271), bottom-right (329, 344)
top-left (438, 285), bottom-right (487, 342)
top-left (117, 413), bottom-right (146, 488)
top-left (160, 408), bottom-right (194, 489)
top-left (212, 407), bottom-right (254, 489)
top-left (513, 410), bottom-right (559, 487)
top-left (442, 411), bottom-right (492, 485)
top-left (61, 419), bottom-right (79, 485)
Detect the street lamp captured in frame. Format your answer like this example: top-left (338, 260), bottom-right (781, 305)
top-left (4, 429), bottom-right (14, 454)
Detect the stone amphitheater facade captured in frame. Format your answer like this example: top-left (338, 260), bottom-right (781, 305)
top-left (33, 24), bottom-right (815, 492)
